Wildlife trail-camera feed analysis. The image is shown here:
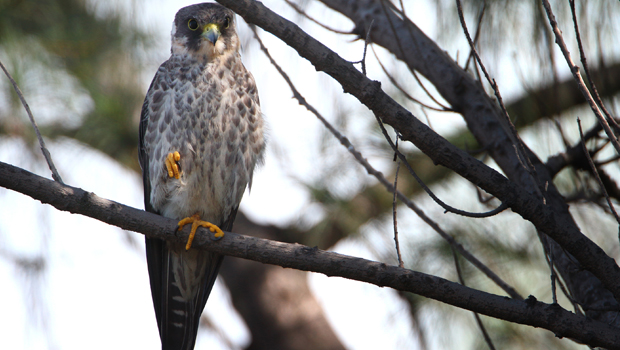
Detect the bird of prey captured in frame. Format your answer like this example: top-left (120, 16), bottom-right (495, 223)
top-left (138, 3), bottom-right (264, 349)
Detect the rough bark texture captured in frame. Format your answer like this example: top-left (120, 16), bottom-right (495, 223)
top-left (314, 0), bottom-right (620, 328)
top-left (214, 0), bottom-right (620, 313)
top-left (3, 161), bottom-right (620, 347)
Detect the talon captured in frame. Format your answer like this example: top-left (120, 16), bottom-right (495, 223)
top-left (165, 151), bottom-right (182, 179)
top-left (177, 214), bottom-right (224, 250)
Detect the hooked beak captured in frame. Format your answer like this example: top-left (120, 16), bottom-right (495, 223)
top-left (202, 23), bottom-right (221, 44)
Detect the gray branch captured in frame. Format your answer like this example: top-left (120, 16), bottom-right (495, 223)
top-left (313, 0), bottom-right (620, 327)
top-left (1, 160), bottom-right (620, 348)
top-left (212, 0), bottom-right (620, 307)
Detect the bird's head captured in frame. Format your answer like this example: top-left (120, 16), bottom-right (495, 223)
top-left (170, 3), bottom-right (239, 60)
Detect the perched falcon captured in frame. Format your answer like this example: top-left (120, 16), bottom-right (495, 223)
top-left (138, 3), bottom-right (264, 349)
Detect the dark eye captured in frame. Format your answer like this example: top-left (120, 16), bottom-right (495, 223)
top-left (223, 16), bottom-right (230, 29)
top-left (188, 18), bottom-right (199, 31)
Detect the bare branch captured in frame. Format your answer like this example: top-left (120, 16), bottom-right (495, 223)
top-left (284, 0), bottom-right (352, 35)
top-left (378, 0), bottom-right (451, 111)
top-left (350, 19), bottom-right (373, 76)
top-left (541, 0), bottom-right (620, 156)
top-left (392, 141), bottom-right (404, 268)
top-left (0, 59), bottom-right (63, 183)
top-left (464, 1), bottom-right (486, 73)
top-left (1, 160), bottom-right (620, 348)
top-left (248, 25), bottom-right (520, 300)
top-left (545, 121), bottom-right (602, 176)
top-left (568, 0), bottom-right (618, 128)
top-left (578, 118), bottom-right (620, 239)
top-left (215, 0), bottom-right (620, 302)
top-left (374, 113), bottom-right (509, 219)
top-left (372, 46), bottom-right (451, 112)
top-left (452, 248), bottom-right (497, 350)
top-left (456, 0), bottom-right (543, 202)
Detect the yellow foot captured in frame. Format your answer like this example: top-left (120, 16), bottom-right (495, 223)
top-left (165, 151), bottom-right (182, 179)
top-left (178, 214), bottom-right (224, 250)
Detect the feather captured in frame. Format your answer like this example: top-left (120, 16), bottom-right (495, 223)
top-left (138, 3), bottom-right (264, 349)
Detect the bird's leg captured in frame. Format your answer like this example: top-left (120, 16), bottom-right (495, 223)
top-left (177, 214), bottom-right (224, 250)
top-left (165, 151), bottom-right (182, 179)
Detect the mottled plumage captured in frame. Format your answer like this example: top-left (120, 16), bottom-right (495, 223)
top-left (138, 3), bottom-right (264, 349)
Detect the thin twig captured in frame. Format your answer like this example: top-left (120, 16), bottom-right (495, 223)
top-left (375, 114), bottom-right (508, 219)
top-left (545, 121), bottom-right (603, 176)
top-left (539, 229), bottom-right (584, 313)
top-left (393, 137), bottom-right (404, 268)
top-left (378, 0), bottom-right (452, 111)
top-left (420, 107), bottom-right (434, 132)
top-left (536, 0), bottom-right (560, 117)
top-left (5, 159), bottom-right (620, 346)
top-left (548, 240), bottom-right (558, 304)
top-left (410, 70), bottom-right (451, 111)
top-left (578, 118), bottom-right (620, 242)
top-left (568, 0), bottom-right (618, 129)
top-left (248, 25), bottom-right (522, 300)
top-left (553, 117), bottom-right (572, 149)
top-left (452, 248), bottom-right (497, 350)
top-left (541, 0), bottom-right (620, 157)
top-left (553, 264), bottom-right (583, 314)
top-left (372, 46), bottom-right (451, 112)
top-left (0, 59), bottom-right (63, 183)
top-left (597, 155), bottom-right (620, 167)
top-left (284, 0), bottom-right (352, 35)
top-left (398, 0), bottom-right (406, 16)
top-left (456, 0), bottom-right (544, 203)
top-left (464, 1), bottom-right (487, 72)
top-left (351, 19), bottom-right (374, 76)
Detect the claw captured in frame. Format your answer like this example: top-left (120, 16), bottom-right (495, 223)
top-left (177, 214), bottom-right (224, 250)
top-left (165, 151), bottom-right (182, 179)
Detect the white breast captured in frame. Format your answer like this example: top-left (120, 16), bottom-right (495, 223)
top-left (144, 52), bottom-right (263, 226)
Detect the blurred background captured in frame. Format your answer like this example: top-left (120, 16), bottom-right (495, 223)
top-left (1, 0), bottom-right (620, 349)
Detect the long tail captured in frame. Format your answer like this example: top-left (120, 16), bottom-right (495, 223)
top-left (146, 237), bottom-right (223, 350)
top-left (146, 208), bottom-right (238, 349)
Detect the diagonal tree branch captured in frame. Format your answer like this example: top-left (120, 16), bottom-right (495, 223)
top-left (1, 160), bottom-right (620, 348)
top-left (311, 0), bottom-right (620, 327)
top-left (249, 24), bottom-right (519, 299)
top-left (0, 59), bottom-right (63, 184)
top-left (541, 0), bottom-right (620, 156)
top-left (213, 0), bottom-right (620, 303)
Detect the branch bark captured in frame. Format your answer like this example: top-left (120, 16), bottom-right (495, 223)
top-left (1, 160), bottom-right (620, 347)
top-left (213, 0), bottom-right (620, 306)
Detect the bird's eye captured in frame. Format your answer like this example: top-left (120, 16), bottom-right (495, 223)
top-left (188, 19), bottom-right (199, 31)
top-left (223, 16), bottom-right (230, 29)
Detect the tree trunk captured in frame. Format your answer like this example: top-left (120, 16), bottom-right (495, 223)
top-left (220, 214), bottom-right (346, 350)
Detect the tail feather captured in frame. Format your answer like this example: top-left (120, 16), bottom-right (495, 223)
top-left (146, 237), bottom-right (224, 350)
top-left (145, 208), bottom-right (237, 350)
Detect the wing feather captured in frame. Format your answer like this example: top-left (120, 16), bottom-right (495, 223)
top-left (140, 62), bottom-right (235, 350)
